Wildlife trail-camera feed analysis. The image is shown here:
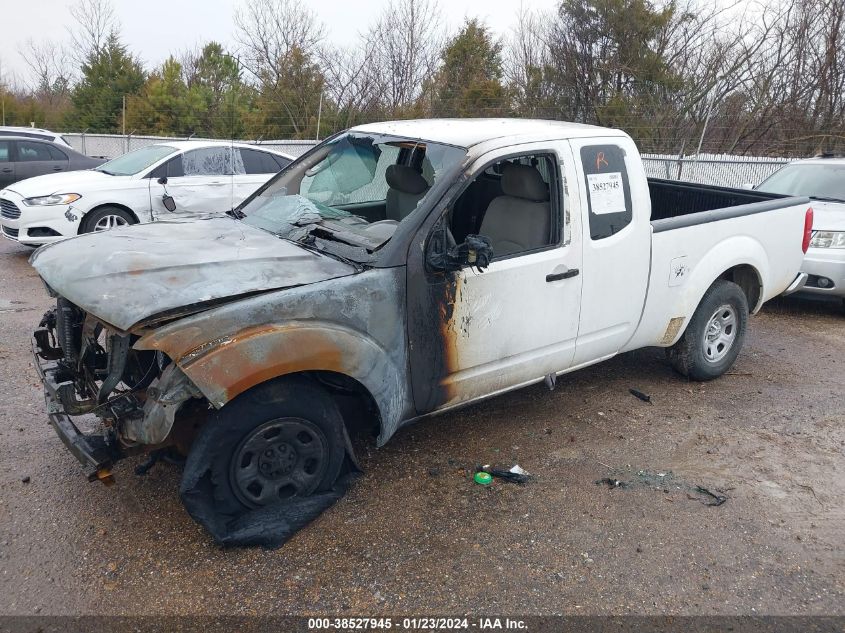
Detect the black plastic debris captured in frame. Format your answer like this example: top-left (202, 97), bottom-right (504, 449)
top-left (20, 475), bottom-right (30, 484)
top-left (629, 388), bottom-right (652, 403)
top-left (180, 425), bottom-right (360, 549)
top-left (695, 486), bottom-right (728, 506)
top-left (476, 464), bottom-right (532, 484)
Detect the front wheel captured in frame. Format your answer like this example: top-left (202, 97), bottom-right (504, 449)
top-left (180, 376), bottom-right (348, 544)
top-left (79, 206), bottom-right (136, 234)
top-left (667, 279), bottom-right (749, 381)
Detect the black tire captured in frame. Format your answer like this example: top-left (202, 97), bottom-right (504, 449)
top-left (186, 376), bottom-right (346, 519)
top-left (79, 206), bottom-right (136, 234)
top-left (667, 279), bottom-right (749, 381)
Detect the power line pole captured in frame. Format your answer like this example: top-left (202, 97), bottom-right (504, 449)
top-left (122, 95), bottom-right (126, 136)
top-left (316, 91), bottom-right (323, 142)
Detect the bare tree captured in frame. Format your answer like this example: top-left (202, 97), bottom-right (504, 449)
top-left (505, 2), bottom-right (554, 116)
top-left (19, 39), bottom-right (73, 105)
top-left (67, 0), bottom-right (119, 66)
top-left (364, 0), bottom-right (443, 116)
top-left (234, 0), bottom-right (326, 83)
top-left (320, 43), bottom-right (382, 128)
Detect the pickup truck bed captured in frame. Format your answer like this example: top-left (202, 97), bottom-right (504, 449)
top-left (648, 178), bottom-right (783, 220)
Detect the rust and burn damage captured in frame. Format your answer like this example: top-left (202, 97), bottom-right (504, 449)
top-left (406, 259), bottom-right (468, 415)
top-left (135, 269), bottom-right (415, 446)
top-left (122, 363), bottom-right (203, 445)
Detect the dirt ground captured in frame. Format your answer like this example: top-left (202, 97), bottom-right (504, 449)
top-left (0, 236), bottom-right (842, 617)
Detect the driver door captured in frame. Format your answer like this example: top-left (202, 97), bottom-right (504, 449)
top-left (406, 142), bottom-right (584, 414)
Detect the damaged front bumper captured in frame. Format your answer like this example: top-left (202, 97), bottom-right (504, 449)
top-left (31, 333), bottom-right (122, 483)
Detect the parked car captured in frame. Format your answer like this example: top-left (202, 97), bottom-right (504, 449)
top-left (0, 136), bottom-right (104, 191)
top-left (0, 141), bottom-right (293, 245)
top-left (29, 118), bottom-right (811, 545)
top-left (0, 126), bottom-right (72, 147)
top-left (755, 155), bottom-right (845, 308)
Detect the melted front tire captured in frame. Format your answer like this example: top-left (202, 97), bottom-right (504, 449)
top-left (179, 376), bottom-right (348, 545)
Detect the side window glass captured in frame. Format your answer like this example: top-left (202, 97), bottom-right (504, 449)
top-left (449, 153), bottom-right (560, 259)
top-left (167, 156), bottom-right (185, 178)
top-left (239, 148), bottom-right (282, 175)
top-left (580, 144), bottom-right (632, 240)
top-left (181, 147), bottom-right (231, 176)
top-left (47, 145), bottom-right (68, 161)
top-left (0, 141), bottom-right (10, 162)
top-left (17, 141), bottom-right (53, 162)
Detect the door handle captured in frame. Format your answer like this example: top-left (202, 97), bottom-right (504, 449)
top-left (52, 166), bottom-right (63, 171)
top-left (546, 268), bottom-right (579, 282)
top-left (1, 168), bottom-right (11, 173)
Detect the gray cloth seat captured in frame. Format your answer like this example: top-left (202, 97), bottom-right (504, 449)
top-left (479, 163), bottom-right (551, 257)
top-left (386, 164), bottom-right (429, 221)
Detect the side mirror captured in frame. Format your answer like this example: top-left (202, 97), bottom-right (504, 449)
top-left (428, 231), bottom-right (493, 272)
top-left (157, 176), bottom-right (168, 185)
top-left (162, 194), bottom-right (176, 212)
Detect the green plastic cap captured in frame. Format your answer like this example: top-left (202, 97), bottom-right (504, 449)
top-left (474, 471), bottom-right (493, 485)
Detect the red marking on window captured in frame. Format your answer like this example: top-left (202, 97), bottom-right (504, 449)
top-left (596, 152), bottom-right (608, 170)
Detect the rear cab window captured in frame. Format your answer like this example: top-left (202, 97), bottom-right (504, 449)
top-left (579, 144), bottom-right (633, 240)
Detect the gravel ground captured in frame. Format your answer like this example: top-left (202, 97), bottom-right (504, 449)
top-left (0, 236), bottom-right (842, 617)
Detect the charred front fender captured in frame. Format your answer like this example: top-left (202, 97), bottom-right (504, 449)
top-left (134, 270), bottom-right (414, 445)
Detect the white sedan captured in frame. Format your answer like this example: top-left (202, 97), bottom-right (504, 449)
top-left (756, 156), bottom-right (845, 309)
top-left (0, 141), bottom-right (293, 246)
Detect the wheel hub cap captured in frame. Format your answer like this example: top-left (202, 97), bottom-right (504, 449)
top-left (702, 304), bottom-right (737, 363)
top-left (229, 417), bottom-right (328, 509)
top-left (258, 442), bottom-right (298, 479)
top-left (94, 215), bottom-right (128, 231)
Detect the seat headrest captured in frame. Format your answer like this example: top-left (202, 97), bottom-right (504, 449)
top-left (386, 164), bottom-right (428, 195)
top-left (501, 163), bottom-right (549, 202)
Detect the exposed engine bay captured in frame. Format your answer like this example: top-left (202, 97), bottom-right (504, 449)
top-left (32, 296), bottom-right (207, 481)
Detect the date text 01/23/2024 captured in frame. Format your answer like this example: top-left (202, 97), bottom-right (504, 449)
top-left (307, 617), bottom-right (528, 630)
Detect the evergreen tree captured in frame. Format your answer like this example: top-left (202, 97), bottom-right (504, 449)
top-left (67, 33), bottom-right (145, 132)
top-left (433, 19), bottom-right (509, 118)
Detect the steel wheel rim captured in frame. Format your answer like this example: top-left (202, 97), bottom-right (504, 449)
top-left (702, 303), bottom-right (737, 363)
top-left (93, 214), bottom-right (129, 231)
top-left (229, 417), bottom-right (329, 509)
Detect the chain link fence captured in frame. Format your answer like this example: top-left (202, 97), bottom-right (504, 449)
top-left (63, 133), bottom-right (793, 188)
top-left (641, 153), bottom-right (789, 188)
top-left (62, 133), bottom-right (319, 160)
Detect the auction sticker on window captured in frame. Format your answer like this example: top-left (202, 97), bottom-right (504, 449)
top-left (586, 172), bottom-right (626, 215)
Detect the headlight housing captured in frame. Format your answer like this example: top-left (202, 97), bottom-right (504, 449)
top-left (22, 193), bottom-right (82, 206)
top-left (809, 231), bottom-right (845, 249)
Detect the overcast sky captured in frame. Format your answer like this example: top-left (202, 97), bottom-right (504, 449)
top-left (0, 0), bottom-right (558, 86)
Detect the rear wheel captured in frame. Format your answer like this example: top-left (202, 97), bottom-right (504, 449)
top-left (79, 206), bottom-right (136, 234)
top-left (667, 279), bottom-right (749, 381)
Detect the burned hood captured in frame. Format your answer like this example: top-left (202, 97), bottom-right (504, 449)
top-left (30, 217), bottom-right (355, 331)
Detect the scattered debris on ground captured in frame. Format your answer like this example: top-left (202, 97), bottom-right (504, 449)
top-left (595, 469), bottom-right (729, 506)
top-left (475, 464), bottom-right (532, 485)
top-left (629, 388), bottom-right (652, 403)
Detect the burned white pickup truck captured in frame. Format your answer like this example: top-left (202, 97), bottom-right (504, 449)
top-left (30, 119), bottom-right (813, 545)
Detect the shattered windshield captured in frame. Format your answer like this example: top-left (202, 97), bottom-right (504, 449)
top-left (238, 133), bottom-right (466, 262)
